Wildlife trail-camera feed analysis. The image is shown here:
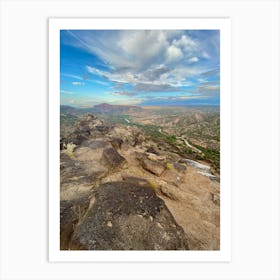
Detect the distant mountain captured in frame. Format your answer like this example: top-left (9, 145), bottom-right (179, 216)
top-left (92, 103), bottom-right (142, 114)
top-left (60, 103), bottom-right (142, 115)
top-left (60, 105), bottom-right (84, 115)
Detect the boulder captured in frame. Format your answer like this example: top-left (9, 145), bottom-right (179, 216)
top-left (101, 147), bottom-right (127, 171)
top-left (173, 162), bottom-right (187, 172)
top-left (84, 113), bottom-right (97, 121)
top-left (70, 182), bottom-right (189, 250)
top-left (61, 114), bottom-right (108, 147)
top-left (146, 146), bottom-right (159, 155)
top-left (122, 176), bottom-right (150, 187)
top-left (95, 125), bottom-right (110, 134)
top-left (211, 193), bottom-right (220, 206)
top-left (84, 139), bottom-right (109, 149)
top-left (64, 133), bottom-right (88, 146)
top-left (110, 137), bottom-right (123, 150)
top-left (198, 171), bottom-right (220, 182)
top-left (142, 158), bottom-right (165, 177)
top-left (179, 158), bottom-right (211, 173)
top-left (161, 169), bottom-right (182, 187)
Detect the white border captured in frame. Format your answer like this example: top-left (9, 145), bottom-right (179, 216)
top-left (49, 18), bottom-right (231, 262)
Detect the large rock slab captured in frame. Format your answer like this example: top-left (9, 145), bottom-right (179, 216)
top-left (179, 158), bottom-right (211, 173)
top-left (101, 147), bottom-right (127, 171)
top-left (142, 158), bottom-right (165, 177)
top-left (70, 181), bottom-right (189, 250)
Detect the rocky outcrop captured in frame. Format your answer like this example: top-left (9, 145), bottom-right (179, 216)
top-left (70, 182), bottom-right (189, 250)
top-left (160, 183), bottom-right (182, 201)
top-left (173, 162), bottom-right (187, 172)
top-left (142, 158), bottom-right (165, 176)
top-left (101, 147), bottom-right (127, 171)
top-left (198, 171), bottom-right (220, 182)
top-left (60, 113), bottom-right (220, 251)
top-left (179, 158), bottom-right (211, 173)
top-left (109, 137), bottom-right (123, 150)
top-left (60, 195), bottom-right (90, 250)
top-left (61, 114), bottom-right (110, 147)
top-left (146, 146), bottom-right (159, 155)
top-left (114, 126), bottom-right (145, 147)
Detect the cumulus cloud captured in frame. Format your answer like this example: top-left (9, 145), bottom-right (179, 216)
top-left (87, 64), bottom-right (197, 92)
top-left (65, 30), bottom-right (207, 71)
top-left (141, 65), bottom-right (170, 81)
top-left (173, 34), bottom-right (197, 51)
top-left (63, 30), bottom-right (220, 95)
top-left (166, 45), bottom-right (183, 62)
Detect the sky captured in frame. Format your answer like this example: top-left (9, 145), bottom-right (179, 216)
top-left (60, 30), bottom-right (220, 107)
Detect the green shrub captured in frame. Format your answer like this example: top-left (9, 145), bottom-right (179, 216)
top-left (65, 143), bottom-right (76, 159)
top-left (166, 163), bottom-right (173, 170)
top-left (149, 180), bottom-right (158, 189)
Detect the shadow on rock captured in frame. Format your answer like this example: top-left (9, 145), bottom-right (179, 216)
top-left (69, 181), bottom-right (189, 250)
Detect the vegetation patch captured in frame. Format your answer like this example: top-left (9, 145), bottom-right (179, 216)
top-left (166, 163), bottom-right (173, 170)
top-left (64, 143), bottom-right (76, 159)
top-left (148, 180), bottom-right (158, 190)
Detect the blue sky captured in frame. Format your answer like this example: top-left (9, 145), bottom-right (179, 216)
top-left (60, 30), bottom-right (220, 107)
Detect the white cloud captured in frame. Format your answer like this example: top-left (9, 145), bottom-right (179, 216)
top-left (61, 73), bottom-right (84, 80)
top-left (173, 35), bottom-right (197, 52)
top-left (64, 30), bottom-right (219, 93)
top-left (66, 30), bottom-right (201, 72)
top-left (166, 45), bottom-right (183, 62)
top-left (111, 91), bottom-right (136, 97)
top-left (60, 90), bottom-right (74, 94)
top-left (188, 57), bottom-right (199, 63)
top-left (118, 30), bottom-right (168, 68)
top-left (87, 63), bottom-right (201, 91)
top-left (72, 81), bottom-right (84, 86)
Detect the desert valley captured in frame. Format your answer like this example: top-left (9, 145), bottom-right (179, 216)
top-left (60, 103), bottom-right (220, 250)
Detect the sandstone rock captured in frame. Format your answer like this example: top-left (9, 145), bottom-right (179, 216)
top-left (61, 114), bottom-right (109, 147)
top-left (198, 171), bottom-right (220, 182)
top-left (95, 125), bottom-right (110, 134)
top-left (173, 162), bottom-right (187, 172)
top-left (84, 113), bottom-right (97, 121)
top-left (211, 193), bottom-right (220, 206)
top-left (146, 146), bottom-right (159, 155)
top-left (134, 151), bottom-right (145, 160)
top-left (110, 137), bottom-right (123, 150)
top-left (101, 147), bottom-right (127, 171)
top-left (160, 184), bottom-right (182, 201)
top-left (142, 158), bottom-right (165, 177)
top-left (65, 133), bottom-right (88, 146)
top-left (70, 182), bottom-right (189, 250)
top-left (134, 133), bottom-right (145, 146)
top-left (122, 176), bottom-right (150, 187)
top-left (179, 158), bottom-right (211, 173)
top-left (147, 153), bottom-right (166, 162)
top-left (84, 139), bottom-right (109, 149)
top-left (161, 169), bottom-right (182, 187)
